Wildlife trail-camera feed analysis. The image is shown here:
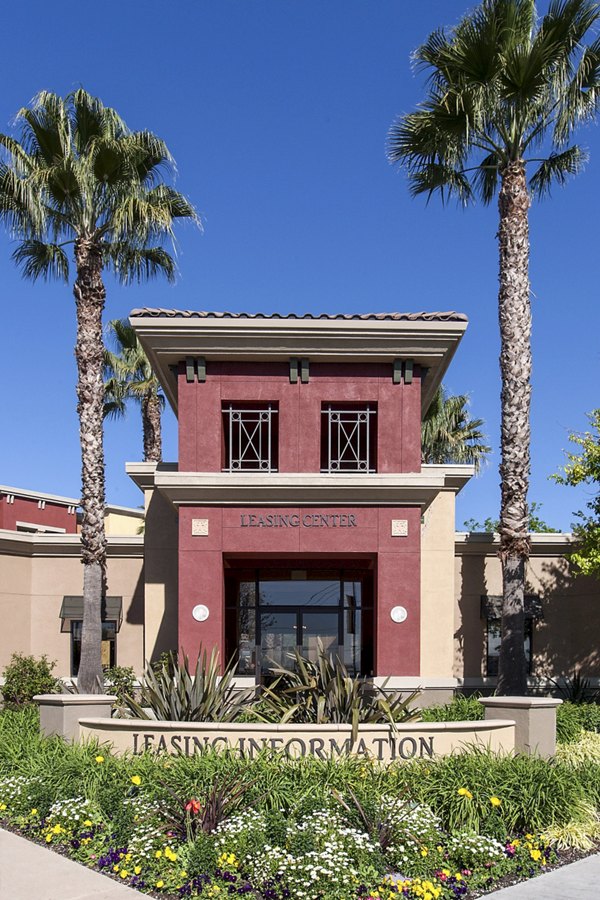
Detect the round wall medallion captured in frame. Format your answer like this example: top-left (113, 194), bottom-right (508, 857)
top-left (390, 605), bottom-right (408, 623)
top-left (192, 604), bottom-right (210, 622)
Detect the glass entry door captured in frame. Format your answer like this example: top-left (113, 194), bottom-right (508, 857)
top-left (225, 565), bottom-right (373, 680)
top-left (259, 608), bottom-right (340, 681)
top-left (259, 611), bottom-right (297, 678)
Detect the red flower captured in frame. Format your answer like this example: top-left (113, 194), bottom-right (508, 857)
top-left (185, 799), bottom-right (201, 814)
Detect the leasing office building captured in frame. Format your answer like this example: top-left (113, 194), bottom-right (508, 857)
top-left (1, 309), bottom-right (598, 697)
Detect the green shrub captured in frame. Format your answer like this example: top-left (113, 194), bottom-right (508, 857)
top-left (103, 665), bottom-right (136, 708)
top-left (557, 701), bottom-right (600, 743)
top-left (420, 693), bottom-right (484, 722)
top-left (1, 653), bottom-right (61, 708)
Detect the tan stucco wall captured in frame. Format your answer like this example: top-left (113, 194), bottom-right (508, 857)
top-left (143, 488), bottom-right (178, 663)
top-left (455, 539), bottom-right (600, 683)
top-left (0, 554), bottom-right (33, 662)
top-left (105, 510), bottom-right (144, 536)
top-left (0, 543), bottom-right (144, 677)
top-left (420, 491), bottom-right (456, 683)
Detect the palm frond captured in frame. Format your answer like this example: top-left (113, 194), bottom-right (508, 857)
top-left (11, 240), bottom-right (69, 282)
top-left (104, 242), bottom-right (177, 284)
top-left (16, 92), bottom-right (71, 166)
top-left (391, 0), bottom-right (600, 188)
top-left (408, 162), bottom-right (474, 204)
top-left (103, 375), bottom-right (128, 420)
top-left (68, 88), bottom-right (127, 153)
top-left (472, 151), bottom-right (501, 203)
top-left (0, 164), bottom-right (41, 236)
top-left (528, 145), bottom-right (587, 197)
top-left (422, 386), bottom-right (490, 471)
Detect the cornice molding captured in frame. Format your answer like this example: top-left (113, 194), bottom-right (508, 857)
top-left (128, 314), bottom-right (468, 414)
top-left (455, 532), bottom-right (573, 556)
top-left (139, 464), bottom-right (474, 509)
top-left (0, 530), bottom-right (144, 559)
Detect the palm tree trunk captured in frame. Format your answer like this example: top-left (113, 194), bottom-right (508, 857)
top-left (142, 388), bottom-right (162, 462)
top-left (496, 160), bottom-right (531, 696)
top-left (74, 237), bottom-right (107, 693)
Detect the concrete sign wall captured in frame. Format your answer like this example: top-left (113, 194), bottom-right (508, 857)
top-left (79, 718), bottom-right (516, 761)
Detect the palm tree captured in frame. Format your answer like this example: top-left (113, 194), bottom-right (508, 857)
top-left (422, 387), bottom-right (490, 471)
top-left (388, 0), bottom-right (600, 693)
top-left (104, 318), bottom-right (164, 463)
top-left (0, 90), bottom-right (197, 691)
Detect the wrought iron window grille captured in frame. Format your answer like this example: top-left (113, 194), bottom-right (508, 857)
top-left (223, 404), bottom-right (278, 472)
top-left (321, 404), bottom-right (376, 473)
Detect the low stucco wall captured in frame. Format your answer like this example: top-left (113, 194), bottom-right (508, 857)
top-left (79, 718), bottom-right (516, 761)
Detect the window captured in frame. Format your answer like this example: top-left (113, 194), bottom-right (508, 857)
top-left (222, 403), bottom-right (278, 472)
top-left (486, 619), bottom-right (532, 677)
top-left (71, 621), bottom-right (116, 676)
top-left (321, 404), bottom-right (377, 473)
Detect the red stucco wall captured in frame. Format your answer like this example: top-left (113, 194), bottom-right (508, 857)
top-left (178, 361), bottom-right (422, 474)
top-left (178, 505), bottom-right (421, 676)
top-left (0, 495), bottom-right (77, 533)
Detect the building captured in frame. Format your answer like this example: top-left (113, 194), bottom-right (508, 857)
top-left (0, 309), bottom-right (598, 699)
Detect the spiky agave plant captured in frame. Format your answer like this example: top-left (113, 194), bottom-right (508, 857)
top-left (257, 640), bottom-right (420, 745)
top-left (124, 648), bottom-right (254, 722)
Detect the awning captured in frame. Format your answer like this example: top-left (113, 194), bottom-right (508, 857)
top-left (480, 595), bottom-right (543, 620)
top-left (60, 596), bottom-right (123, 633)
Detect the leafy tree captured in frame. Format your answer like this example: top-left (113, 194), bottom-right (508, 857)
top-left (388, 0), bottom-right (600, 694)
top-left (422, 386), bottom-right (490, 471)
top-left (552, 409), bottom-right (600, 575)
top-left (0, 90), bottom-right (197, 691)
top-left (464, 501), bottom-right (559, 533)
top-left (104, 318), bottom-right (164, 462)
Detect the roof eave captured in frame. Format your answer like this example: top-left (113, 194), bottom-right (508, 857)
top-left (128, 313), bottom-right (468, 415)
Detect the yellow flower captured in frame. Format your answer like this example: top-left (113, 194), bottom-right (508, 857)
top-left (134, 866), bottom-right (142, 875)
top-left (131, 775), bottom-right (141, 786)
top-left (156, 880), bottom-right (164, 889)
top-left (155, 850), bottom-right (162, 859)
top-left (52, 824), bottom-right (62, 834)
top-left (45, 835), bottom-right (52, 843)
top-left (113, 864), bottom-right (120, 872)
top-left (95, 755), bottom-right (105, 764)
top-left (457, 787), bottom-right (473, 799)
top-left (84, 819), bottom-right (93, 827)
top-left (120, 870), bottom-right (128, 879)
top-left (530, 849), bottom-right (542, 862)
top-left (31, 808), bottom-right (38, 816)
top-left (180, 871), bottom-right (188, 878)
top-left (420, 847), bottom-right (429, 857)
top-left (490, 796), bottom-right (501, 807)
top-left (0, 803), bottom-right (6, 811)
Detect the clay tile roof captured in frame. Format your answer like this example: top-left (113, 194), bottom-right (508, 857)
top-left (130, 308), bottom-right (468, 322)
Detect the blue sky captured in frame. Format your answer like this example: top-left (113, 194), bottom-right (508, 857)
top-left (0, 0), bottom-right (598, 530)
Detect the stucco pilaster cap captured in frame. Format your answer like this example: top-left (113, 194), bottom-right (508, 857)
top-left (479, 696), bottom-right (562, 709)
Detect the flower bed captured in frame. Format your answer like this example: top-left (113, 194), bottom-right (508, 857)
top-left (1, 708), bottom-right (599, 899)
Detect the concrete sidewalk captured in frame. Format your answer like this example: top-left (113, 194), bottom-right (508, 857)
top-left (484, 850), bottom-right (600, 898)
top-left (1, 826), bottom-right (599, 899)
top-left (0, 828), bottom-right (140, 900)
